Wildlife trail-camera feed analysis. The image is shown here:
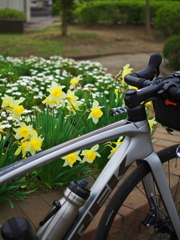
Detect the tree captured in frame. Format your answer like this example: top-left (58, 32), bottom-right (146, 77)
top-left (56, 0), bottom-right (75, 36)
top-left (146, 0), bottom-right (151, 37)
top-left (61, 0), bottom-right (67, 36)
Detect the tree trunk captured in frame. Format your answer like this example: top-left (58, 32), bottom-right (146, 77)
top-left (146, 0), bottom-right (151, 37)
top-left (61, 0), bottom-right (67, 36)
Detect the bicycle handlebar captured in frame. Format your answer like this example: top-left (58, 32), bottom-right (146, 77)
top-left (124, 52), bottom-right (180, 103)
top-left (124, 52), bottom-right (162, 88)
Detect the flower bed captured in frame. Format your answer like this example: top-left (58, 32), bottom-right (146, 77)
top-left (0, 55), bottom-right (156, 206)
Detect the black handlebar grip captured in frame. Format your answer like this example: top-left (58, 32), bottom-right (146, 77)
top-left (124, 53), bottom-right (162, 89)
top-left (136, 52), bottom-right (162, 79)
top-left (124, 73), bottom-right (151, 88)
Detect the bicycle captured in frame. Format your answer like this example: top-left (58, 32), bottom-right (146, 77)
top-left (0, 52), bottom-right (180, 240)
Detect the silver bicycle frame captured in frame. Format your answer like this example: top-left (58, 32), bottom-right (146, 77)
top-left (0, 118), bottom-right (180, 239)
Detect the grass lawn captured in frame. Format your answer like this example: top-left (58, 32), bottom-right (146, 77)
top-left (0, 22), bottom-right (102, 58)
top-left (0, 22), bottom-right (164, 59)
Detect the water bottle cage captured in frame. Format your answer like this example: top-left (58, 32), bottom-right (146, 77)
top-left (39, 200), bottom-right (61, 226)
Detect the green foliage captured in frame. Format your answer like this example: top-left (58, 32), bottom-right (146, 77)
top-left (163, 35), bottom-right (180, 70)
top-left (154, 5), bottom-right (180, 36)
top-left (53, 0), bottom-right (76, 23)
top-left (0, 178), bottom-right (35, 208)
top-left (0, 131), bottom-right (19, 168)
top-left (74, 0), bottom-right (180, 26)
top-left (0, 8), bottom-right (26, 21)
top-left (0, 131), bottom-right (36, 207)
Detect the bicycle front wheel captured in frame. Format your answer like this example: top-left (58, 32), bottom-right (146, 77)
top-left (95, 144), bottom-right (180, 240)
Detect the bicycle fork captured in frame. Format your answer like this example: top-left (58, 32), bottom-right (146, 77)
top-left (142, 152), bottom-right (180, 239)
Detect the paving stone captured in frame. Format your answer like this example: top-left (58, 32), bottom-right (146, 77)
top-left (38, 187), bottom-right (66, 206)
top-left (16, 194), bottom-right (51, 229)
top-left (0, 203), bottom-right (27, 240)
top-left (0, 202), bottom-right (25, 226)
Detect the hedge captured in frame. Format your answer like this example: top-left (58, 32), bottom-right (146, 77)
top-left (163, 35), bottom-right (180, 71)
top-left (154, 4), bottom-right (180, 36)
top-left (74, 1), bottom-right (180, 26)
top-left (0, 8), bottom-right (26, 21)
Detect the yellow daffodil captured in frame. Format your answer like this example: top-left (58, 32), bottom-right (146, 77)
top-left (66, 90), bottom-right (79, 103)
top-left (47, 81), bottom-right (66, 102)
top-left (112, 136), bottom-right (123, 145)
top-left (0, 123), bottom-right (5, 141)
top-left (114, 88), bottom-right (123, 103)
top-left (13, 122), bottom-right (34, 139)
top-left (88, 100), bottom-right (104, 124)
top-left (62, 151), bottom-right (81, 167)
top-left (129, 86), bottom-right (138, 90)
top-left (10, 104), bottom-right (24, 120)
top-left (15, 140), bottom-right (29, 157)
top-left (115, 64), bottom-right (133, 82)
top-left (1, 95), bottom-right (14, 108)
top-left (70, 75), bottom-right (81, 89)
top-left (1, 95), bottom-right (24, 120)
top-left (26, 135), bottom-right (43, 155)
top-left (108, 136), bottom-right (123, 159)
top-left (145, 101), bottom-right (152, 106)
top-left (67, 101), bottom-right (81, 114)
top-left (114, 89), bottom-right (119, 94)
top-left (108, 147), bottom-right (118, 159)
top-left (42, 96), bottom-right (59, 107)
top-left (81, 144), bottom-right (101, 163)
top-left (148, 117), bottom-right (157, 132)
top-left (2, 95), bottom-right (24, 108)
top-left (121, 64), bottom-right (133, 81)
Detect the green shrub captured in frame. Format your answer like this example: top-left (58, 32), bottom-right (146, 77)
top-left (74, 0), bottom-right (177, 26)
top-left (53, 0), bottom-right (76, 23)
top-left (0, 8), bottom-right (26, 20)
top-left (75, 2), bottom-right (100, 25)
top-left (119, 1), bottom-right (145, 24)
top-left (154, 5), bottom-right (180, 36)
top-left (163, 35), bottom-right (180, 70)
top-left (75, 1), bottom-right (143, 25)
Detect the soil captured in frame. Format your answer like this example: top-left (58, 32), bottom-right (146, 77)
top-left (57, 24), bottom-right (165, 58)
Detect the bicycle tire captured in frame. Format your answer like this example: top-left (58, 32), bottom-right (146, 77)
top-left (95, 144), bottom-right (180, 240)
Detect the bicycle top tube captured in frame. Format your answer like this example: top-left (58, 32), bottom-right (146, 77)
top-left (0, 116), bottom-right (151, 186)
